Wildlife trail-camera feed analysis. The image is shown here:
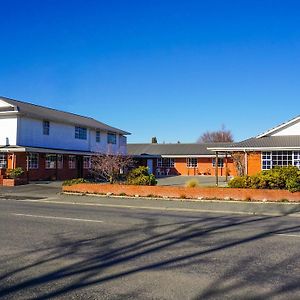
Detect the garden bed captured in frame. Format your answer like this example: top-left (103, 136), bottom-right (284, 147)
top-left (2, 178), bottom-right (28, 187)
top-left (62, 183), bottom-right (300, 202)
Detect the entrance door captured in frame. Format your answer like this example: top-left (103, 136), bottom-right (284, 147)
top-left (147, 159), bottom-right (153, 174)
top-left (77, 156), bottom-right (83, 178)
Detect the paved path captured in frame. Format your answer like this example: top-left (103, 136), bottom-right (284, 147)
top-left (0, 187), bottom-right (300, 299)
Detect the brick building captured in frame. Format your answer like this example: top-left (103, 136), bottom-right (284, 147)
top-left (0, 96), bottom-right (129, 184)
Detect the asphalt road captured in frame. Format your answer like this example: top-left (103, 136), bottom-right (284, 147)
top-left (1, 190), bottom-right (300, 299)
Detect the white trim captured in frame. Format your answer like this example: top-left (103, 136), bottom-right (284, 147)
top-left (256, 115), bottom-right (300, 138)
top-left (160, 154), bottom-right (228, 158)
top-left (207, 147), bottom-right (300, 152)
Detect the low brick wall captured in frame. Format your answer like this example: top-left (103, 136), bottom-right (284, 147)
top-left (63, 183), bottom-right (300, 202)
top-left (2, 178), bottom-right (28, 187)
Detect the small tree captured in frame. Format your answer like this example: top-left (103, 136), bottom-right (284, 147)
top-left (197, 125), bottom-right (234, 143)
top-left (90, 153), bottom-right (133, 184)
top-left (231, 152), bottom-right (245, 177)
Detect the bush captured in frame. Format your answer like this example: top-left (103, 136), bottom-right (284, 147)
top-left (185, 179), bottom-right (199, 188)
top-left (62, 178), bottom-right (88, 186)
top-left (228, 166), bottom-right (300, 192)
top-left (6, 167), bottom-right (24, 179)
top-left (126, 166), bottom-right (157, 186)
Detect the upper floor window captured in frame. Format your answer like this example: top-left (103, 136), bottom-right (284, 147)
top-left (212, 158), bottom-right (224, 168)
top-left (43, 120), bottom-right (50, 135)
top-left (28, 153), bottom-right (39, 169)
top-left (107, 133), bottom-right (117, 144)
top-left (187, 158), bottom-right (198, 168)
top-left (75, 126), bottom-right (87, 140)
top-left (96, 130), bottom-right (101, 143)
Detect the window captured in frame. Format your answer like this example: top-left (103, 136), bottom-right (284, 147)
top-left (157, 158), bottom-right (175, 168)
top-left (83, 156), bottom-right (91, 169)
top-left (0, 154), bottom-right (7, 169)
top-left (28, 153), bottom-right (38, 169)
top-left (107, 133), bottom-right (117, 144)
top-left (187, 158), bottom-right (198, 168)
top-left (69, 156), bottom-right (76, 169)
top-left (43, 120), bottom-right (50, 135)
top-left (75, 126), bottom-right (87, 140)
top-left (294, 151), bottom-right (300, 168)
top-left (212, 158), bottom-right (224, 168)
top-left (262, 151), bottom-right (300, 170)
top-left (96, 130), bottom-right (101, 143)
top-left (57, 155), bottom-right (63, 169)
top-left (45, 154), bottom-right (57, 169)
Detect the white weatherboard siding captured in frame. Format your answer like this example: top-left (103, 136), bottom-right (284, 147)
top-left (0, 117), bottom-right (18, 145)
top-left (17, 116), bottom-right (126, 154)
top-left (272, 121), bottom-right (300, 136)
top-left (18, 117), bottom-right (91, 151)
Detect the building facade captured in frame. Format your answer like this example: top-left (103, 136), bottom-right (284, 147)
top-left (208, 115), bottom-right (300, 176)
top-left (127, 143), bottom-right (236, 177)
top-left (0, 97), bottom-right (129, 184)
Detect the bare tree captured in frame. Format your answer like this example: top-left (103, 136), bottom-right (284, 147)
top-left (197, 125), bottom-right (234, 143)
top-left (90, 153), bottom-right (133, 184)
top-left (231, 152), bottom-right (245, 177)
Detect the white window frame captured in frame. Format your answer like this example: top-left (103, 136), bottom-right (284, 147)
top-left (157, 158), bottom-right (175, 168)
top-left (75, 126), bottom-right (87, 140)
top-left (45, 154), bottom-right (57, 169)
top-left (68, 155), bottom-right (76, 169)
top-left (83, 156), bottom-right (91, 169)
top-left (0, 154), bottom-right (7, 169)
top-left (187, 158), bottom-right (198, 168)
top-left (96, 130), bottom-right (101, 143)
top-left (43, 120), bottom-right (50, 135)
top-left (28, 153), bottom-right (39, 169)
top-left (212, 158), bottom-right (224, 168)
top-left (107, 133), bottom-right (117, 144)
top-left (261, 151), bottom-right (300, 170)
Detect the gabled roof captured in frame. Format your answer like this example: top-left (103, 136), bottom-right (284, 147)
top-left (256, 115), bottom-right (300, 138)
top-left (207, 136), bottom-right (300, 151)
top-left (0, 96), bottom-right (130, 135)
top-left (128, 143), bottom-right (232, 157)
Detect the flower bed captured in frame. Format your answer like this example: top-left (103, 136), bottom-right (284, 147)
top-left (62, 183), bottom-right (300, 202)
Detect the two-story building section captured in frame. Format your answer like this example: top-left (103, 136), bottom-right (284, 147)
top-left (0, 96), bottom-right (130, 183)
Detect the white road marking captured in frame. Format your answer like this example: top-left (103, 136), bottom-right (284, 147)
top-left (12, 213), bottom-right (104, 223)
top-left (274, 233), bottom-right (300, 238)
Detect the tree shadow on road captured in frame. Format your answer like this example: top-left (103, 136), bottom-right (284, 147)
top-left (1, 210), bottom-right (300, 299)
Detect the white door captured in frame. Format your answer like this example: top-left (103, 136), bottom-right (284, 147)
top-left (147, 159), bottom-right (153, 174)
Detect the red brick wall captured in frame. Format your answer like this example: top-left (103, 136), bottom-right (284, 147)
top-left (63, 183), bottom-right (300, 202)
top-left (14, 152), bottom-right (89, 181)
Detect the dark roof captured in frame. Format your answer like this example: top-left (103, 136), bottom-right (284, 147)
top-left (0, 96), bottom-right (130, 135)
top-left (207, 136), bottom-right (300, 151)
top-left (127, 143), bottom-right (232, 156)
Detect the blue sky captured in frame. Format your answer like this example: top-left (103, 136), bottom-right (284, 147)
top-left (1, 0), bottom-right (300, 143)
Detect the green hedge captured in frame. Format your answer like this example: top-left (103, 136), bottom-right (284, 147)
top-left (127, 166), bottom-right (157, 186)
top-left (228, 166), bottom-right (300, 192)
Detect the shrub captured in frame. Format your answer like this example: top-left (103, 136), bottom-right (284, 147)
top-left (6, 167), bottom-right (24, 179)
top-left (126, 166), bottom-right (157, 186)
top-left (228, 166), bottom-right (300, 192)
top-left (62, 178), bottom-right (88, 186)
top-left (185, 179), bottom-right (199, 188)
